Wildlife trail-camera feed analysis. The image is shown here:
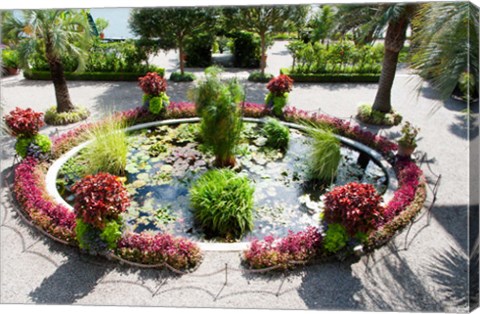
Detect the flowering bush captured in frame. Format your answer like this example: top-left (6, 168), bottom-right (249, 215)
top-left (243, 227), bottom-right (322, 269)
top-left (14, 158), bottom-right (76, 243)
top-left (5, 107), bottom-right (44, 137)
top-left (165, 102), bottom-right (197, 119)
top-left (117, 232), bottom-right (202, 270)
top-left (383, 158), bottom-right (423, 221)
top-left (138, 72), bottom-right (167, 96)
top-left (72, 173), bottom-right (130, 229)
top-left (240, 102), bottom-right (269, 118)
top-left (323, 182), bottom-right (384, 236)
top-left (266, 74), bottom-right (294, 96)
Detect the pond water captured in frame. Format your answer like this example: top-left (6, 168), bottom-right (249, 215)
top-left (57, 122), bottom-right (387, 242)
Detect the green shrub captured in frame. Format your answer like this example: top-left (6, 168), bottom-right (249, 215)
top-left (307, 126), bottom-right (341, 183)
top-left (15, 133), bottom-right (52, 158)
top-left (149, 94), bottom-right (170, 115)
top-left (75, 219), bottom-right (122, 252)
top-left (185, 32), bottom-right (214, 67)
top-left (356, 103), bottom-right (403, 126)
top-left (170, 71), bottom-right (196, 82)
top-left (24, 69), bottom-right (165, 81)
top-left (44, 106), bottom-right (90, 125)
top-left (191, 67), bottom-right (244, 167)
top-left (230, 31), bottom-right (261, 68)
top-left (323, 223), bottom-right (349, 253)
top-left (248, 71), bottom-right (274, 83)
top-left (2, 48), bottom-right (19, 68)
top-left (265, 93), bottom-right (289, 117)
top-left (262, 118), bottom-right (290, 151)
top-left (190, 169), bottom-right (254, 239)
top-left (279, 68), bottom-right (381, 83)
top-left (99, 220), bottom-right (123, 250)
top-left (83, 116), bottom-right (128, 176)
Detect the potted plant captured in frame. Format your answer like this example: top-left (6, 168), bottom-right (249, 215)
top-left (397, 121), bottom-right (420, 157)
top-left (1, 48), bottom-right (20, 76)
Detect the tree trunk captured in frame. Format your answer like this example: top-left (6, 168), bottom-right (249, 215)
top-left (372, 11), bottom-right (410, 113)
top-left (179, 36), bottom-right (185, 75)
top-left (48, 58), bottom-right (74, 113)
top-left (260, 31), bottom-right (267, 76)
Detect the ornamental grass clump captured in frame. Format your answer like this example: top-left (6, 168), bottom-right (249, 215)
top-left (265, 74), bottom-right (294, 117)
top-left (4, 107), bottom-right (52, 158)
top-left (190, 169), bottom-right (254, 240)
top-left (306, 126), bottom-right (341, 183)
top-left (72, 173), bottom-right (130, 254)
top-left (83, 116), bottom-right (128, 176)
top-left (262, 118), bottom-right (290, 151)
top-left (191, 66), bottom-right (244, 167)
top-left (139, 72), bottom-right (170, 115)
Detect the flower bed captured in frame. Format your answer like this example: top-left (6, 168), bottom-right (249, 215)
top-left (12, 102), bottom-right (424, 272)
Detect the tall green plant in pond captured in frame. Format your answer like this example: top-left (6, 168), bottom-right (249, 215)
top-left (83, 116), bottom-right (128, 176)
top-left (307, 126), bottom-right (341, 183)
top-left (190, 169), bottom-right (254, 239)
top-left (191, 66), bottom-right (244, 167)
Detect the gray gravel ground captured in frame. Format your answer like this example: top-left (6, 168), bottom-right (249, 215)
top-left (0, 40), bottom-right (476, 312)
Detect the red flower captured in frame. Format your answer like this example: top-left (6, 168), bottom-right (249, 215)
top-left (5, 107), bottom-right (44, 137)
top-left (323, 182), bottom-right (384, 236)
top-left (72, 173), bottom-right (130, 229)
top-left (138, 72), bottom-right (167, 96)
top-left (266, 75), bottom-right (294, 96)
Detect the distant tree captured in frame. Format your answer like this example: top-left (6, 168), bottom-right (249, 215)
top-left (95, 17), bottom-right (109, 34)
top-left (310, 5), bottom-right (336, 43)
top-left (224, 6), bottom-right (299, 75)
top-left (129, 8), bottom-right (217, 75)
top-left (2, 10), bottom-right (91, 114)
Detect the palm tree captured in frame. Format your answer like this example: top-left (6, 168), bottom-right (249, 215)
top-left (2, 10), bottom-right (91, 113)
top-left (335, 3), bottom-right (417, 113)
top-left (410, 2), bottom-right (478, 101)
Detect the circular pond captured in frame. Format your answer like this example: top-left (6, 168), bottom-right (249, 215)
top-left (46, 118), bottom-right (397, 249)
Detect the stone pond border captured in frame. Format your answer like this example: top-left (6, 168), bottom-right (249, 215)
top-left (45, 117), bottom-right (398, 251)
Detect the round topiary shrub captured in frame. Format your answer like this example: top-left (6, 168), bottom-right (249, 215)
top-left (44, 106), bottom-right (90, 125)
top-left (323, 182), bottom-right (384, 237)
top-left (190, 169), bottom-right (254, 239)
top-left (170, 71), bottom-right (196, 82)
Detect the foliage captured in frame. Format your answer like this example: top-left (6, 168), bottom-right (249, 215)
top-left (287, 40), bottom-right (384, 75)
top-left (15, 134), bottom-right (51, 158)
top-left (241, 102), bottom-right (269, 118)
top-left (100, 220), bottom-right (123, 249)
top-left (75, 218), bottom-right (108, 253)
top-left (306, 126), bottom-right (341, 183)
top-left (309, 5), bottom-right (335, 43)
top-left (323, 182), bottom-right (384, 236)
top-left (357, 103), bottom-right (403, 126)
top-left (130, 7), bottom-right (217, 75)
top-left (229, 31), bottom-right (261, 68)
top-left (72, 172), bottom-right (130, 229)
top-left (148, 94), bottom-right (170, 115)
top-left (14, 158), bottom-right (76, 243)
top-left (117, 232), bottom-right (202, 270)
top-left (83, 117), bottom-right (128, 176)
top-left (190, 169), bottom-right (254, 239)
top-left (262, 118), bottom-right (290, 151)
top-left (323, 223), bottom-right (349, 253)
top-left (44, 106), bottom-right (90, 125)
top-left (242, 227), bottom-right (322, 269)
top-left (248, 71), bottom-right (274, 83)
top-left (191, 67), bottom-right (244, 167)
top-left (95, 17), bottom-right (109, 33)
top-left (267, 74), bottom-right (294, 96)
top-left (185, 32), bottom-right (214, 67)
top-left (4, 107), bottom-right (44, 137)
top-left (458, 72), bottom-right (477, 101)
top-left (170, 71), bottom-right (196, 82)
top-left (410, 2), bottom-right (478, 100)
top-left (398, 121), bottom-right (420, 148)
top-left (1, 48), bottom-right (19, 68)
top-left (24, 69), bottom-right (165, 81)
top-left (138, 72), bottom-right (168, 96)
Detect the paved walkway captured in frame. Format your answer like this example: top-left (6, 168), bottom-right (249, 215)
top-left (0, 40), bottom-right (475, 312)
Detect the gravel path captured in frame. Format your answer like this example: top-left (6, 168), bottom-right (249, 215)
top-left (0, 40), bottom-right (476, 312)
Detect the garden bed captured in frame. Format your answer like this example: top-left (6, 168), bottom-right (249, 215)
top-left (11, 102), bottom-right (425, 271)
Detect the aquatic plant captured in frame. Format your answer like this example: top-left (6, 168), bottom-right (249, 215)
top-left (306, 126), bottom-right (341, 183)
top-left (262, 118), bottom-right (290, 151)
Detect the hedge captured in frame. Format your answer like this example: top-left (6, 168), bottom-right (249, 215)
top-left (280, 68), bottom-right (380, 83)
top-left (24, 68), bottom-right (166, 82)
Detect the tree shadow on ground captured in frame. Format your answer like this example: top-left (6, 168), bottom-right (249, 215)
top-left (28, 251), bottom-right (114, 304)
top-left (430, 205), bottom-right (468, 253)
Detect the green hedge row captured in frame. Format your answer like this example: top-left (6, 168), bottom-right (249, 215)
top-left (280, 68), bottom-right (380, 83)
top-left (24, 68), bottom-right (165, 82)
